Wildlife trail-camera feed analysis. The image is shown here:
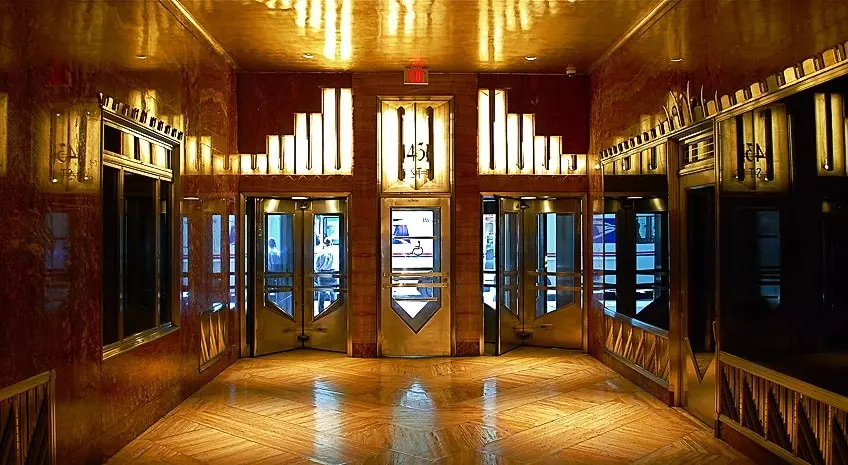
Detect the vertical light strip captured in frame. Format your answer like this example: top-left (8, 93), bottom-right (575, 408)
top-left (310, 113), bottom-right (323, 174)
top-left (295, 113), bottom-right (309, 174)
top-left (283, 135), bottom-right (295, 174)
top-left (324, 0), bottom-right (337, 59)
top-left (506, 113), bottom-right (519, 174)
top-left (200, 136), bottom-right (213, 175)
top-left (478, 0), bottom-right (489, 62)
top-left (520, 114), bottom-right (534, 174)
top-left (267, 135), bottom-right (281, 174)
top-left (322, 88), bottom-right (338, 174)
top-left (478, 90), bottom-right (491, 174)
top-left (310, 0), bottom-right (322, 29)
top-left (339, 88), bottom-right (353, 174)
top-left (493, 89), bottom-right (507, 173)
top-left (534, 135), bottom-right (547, 174)
top-left (548, 136), bottom-right (561, 174)
top-left (340, 0), bottom-right (352, 60)
top-left (185, 136), bottom-right (198, 174)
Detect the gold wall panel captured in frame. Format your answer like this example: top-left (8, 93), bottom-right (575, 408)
top-left (719, 104), bottom-right (790, 193)
top-left (379, 98), bottom-right (451, 193)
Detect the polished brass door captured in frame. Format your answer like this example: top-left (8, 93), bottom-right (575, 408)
top-left (522, 199), bottom-right (583, 349)
top-left (253, 198), bottom-right (347, 356)
top-left (498, 197), bottom-right (522, 354)
top-left (380, 197), bottom-right (451, 356)
top-left (303, 200), bottom-right (347, 352)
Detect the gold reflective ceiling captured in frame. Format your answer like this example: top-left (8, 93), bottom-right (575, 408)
top-left (181, 0), bottom-right (661, 72)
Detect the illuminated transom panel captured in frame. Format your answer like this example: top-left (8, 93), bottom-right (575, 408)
top-left (478, 89), bottom-right (586, 175)
top-left (184, 88), bottom-right (353, 176)
top-left (379, 98), bottom-right (452, 193)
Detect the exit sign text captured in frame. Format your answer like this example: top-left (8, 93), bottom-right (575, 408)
top-left (404, 67), bottom-right (429, 85)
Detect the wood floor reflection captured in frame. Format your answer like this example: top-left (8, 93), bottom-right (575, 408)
top-left (108, 348), bottom-right (751, 464)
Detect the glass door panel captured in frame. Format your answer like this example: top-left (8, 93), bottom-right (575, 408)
top-left (523, 199), bottom-right (583, 349)
top-left (253, 198), bottom-right (348, 356)
top-left (498, 198), bottom-right (522, 354)
top-left (304, 199), bottom-right (348, 352)
top-left (533, 212), bottom-right (577, 318)
top-left (254, 199), bottom-right (301, 356)
top-left (381, 198), bottom-right (451, 356)
top-left (264, 213), bottom-right (295, 317)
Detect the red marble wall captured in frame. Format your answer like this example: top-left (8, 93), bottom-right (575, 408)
top-left (0, 1), bottom-right (238, 463)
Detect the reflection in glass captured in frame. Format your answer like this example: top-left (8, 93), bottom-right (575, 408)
top-left (593, 213), bottom-right (617, 311)
top-left (502, 212), bottom-right (519, 315)
top-left (312, 214), bottom-right (342, 317)
top-left (123, 173), bottom-right (157, 336)
top-left (391, 208), bottom-right (442, 332)
top-left (229, 215), bottom-right (237, 309)
top-left (535, 213), bottom-right (576, 317)
top-left (265, 213), bottom-right (295, 317)
top-left (482, 212), bottom-right (496, 311)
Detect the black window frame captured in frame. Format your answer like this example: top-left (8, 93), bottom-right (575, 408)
top-left (101, 114), bottom-right (179, 359)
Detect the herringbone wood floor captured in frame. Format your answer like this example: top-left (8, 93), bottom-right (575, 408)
top-left (108, 348), bottom-right (752, 464)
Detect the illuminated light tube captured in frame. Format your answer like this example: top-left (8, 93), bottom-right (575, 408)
top-left (185, 136), bottom-right (198, 174)
top-left (322, 88), bottom-right (338, 174)
top-left (478, 90), bottom-right (491, 174)
top-left (506, 113), bottom-right (520, 174)
top-left (548, 136), bottom-right (561, 174)
top-left (200, 136), bottom-right (212, 175)
top-left (295, 113), bottom-right (309, 174)
top-left (493, 90), bottom-right (507, 173)
top-left (521, 114), bottom-right (535, 175)
top-left (267, 135), bottom-right (282, 174)
top-left (534, 135), bottom-right (548, 174)
top-left (310, 113), bottom-right (323, 174)
top-left (283, 135), bottom-right (295, 174)
top-left (339, 89), bottom-right (353, 174)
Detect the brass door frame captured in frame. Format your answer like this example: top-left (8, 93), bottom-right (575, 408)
top-left (521, 198), bottom-right (583, 349)
top-left (497, 196), bottom-right (522, 355)
top-left (379, 196), bottom-right (453, 356)
top-left (669, 138), bottom-right (719, 425)
top-left (241, 193), bottom-right (351, 357)
top-left (302, 199), bottom-right (348, 352)
top-left (484, 194), bottom-right (586, 353)
top-left (253, 198), bottom-right (303, 356)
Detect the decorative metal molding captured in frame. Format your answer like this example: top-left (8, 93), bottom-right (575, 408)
top-left (600, 40), bottom-right (848, 163)
top-left (720, 352), bottom-right (848, 465)
top-left (0, 371), bottom-right (56, 465)
top-left (602, 309), bottom-right (670, 382)
top-left (99, 93), bottom-right (183, 143)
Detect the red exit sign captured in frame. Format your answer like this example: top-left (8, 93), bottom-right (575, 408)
top-left (404, 66), bottom-right (429, 85)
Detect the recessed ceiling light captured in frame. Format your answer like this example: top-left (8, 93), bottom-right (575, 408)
top-left (183, 196), bottom-right (200, 201)
top-left (136, 54), bottom-right (148, 60)
top-left (524, 56), bottom-right (538, 61)
top-left (302, 53), bottom-right (315, 59)
top-left (670, 57), bottom-right (683, 62)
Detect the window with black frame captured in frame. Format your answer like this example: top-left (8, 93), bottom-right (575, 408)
top-left (596, 197), bottom-right (669, 330)
top-left (102, 120), bottom-right (176, 353)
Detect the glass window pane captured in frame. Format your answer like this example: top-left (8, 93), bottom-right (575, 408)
top-left (390, 207), bottom-right (442, 331)
top-left (229, 214), bottom-right (236, 309)
top-left (159, 181), bottom-right (171, 325)
top-left (265, 213), bottom-right (294, 316)
top-left (123, 173), bottom-right (157, 336)
top-left (102, 166), bottom-right (120, 345)
top-left (312, 214), bottom-right (342, 317)
top-left (535, 213), bottom-right (576, 317)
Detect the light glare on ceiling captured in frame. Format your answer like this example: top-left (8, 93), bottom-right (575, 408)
top-left (524, 56), bottom-right (538, 61)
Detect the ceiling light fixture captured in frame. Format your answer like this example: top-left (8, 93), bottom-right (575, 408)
top-left (670, 57), bottom-right (683, 62)
top-left (135, 54), bottom-right (148, 60)
top-left (302, 53), bottom-right (315, 59)
top-left (524, 56), bottom-right (538, 61)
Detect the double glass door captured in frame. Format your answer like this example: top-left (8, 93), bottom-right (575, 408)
top-left (380, 197), bottom-right (451, 356)
top-left (484, 197), bottom-right (583, 354)
top-left (252, 198), bottom-right (347, 355)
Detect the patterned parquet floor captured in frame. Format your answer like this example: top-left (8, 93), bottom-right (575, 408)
top-left (108, 347), bottom-right (752, 464)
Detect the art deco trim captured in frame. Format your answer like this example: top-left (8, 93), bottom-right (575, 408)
top-left (599, 41), bottom-right (848, 164)
top-left (99, 93), bottom-right (183, 143)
